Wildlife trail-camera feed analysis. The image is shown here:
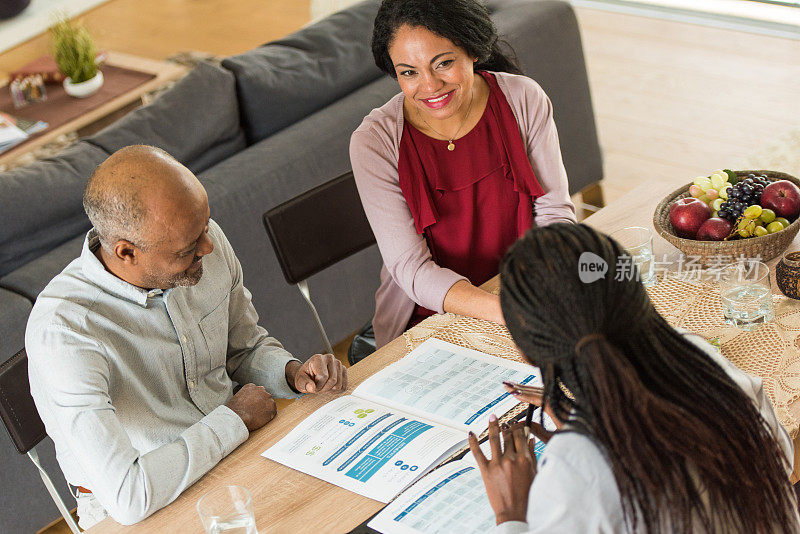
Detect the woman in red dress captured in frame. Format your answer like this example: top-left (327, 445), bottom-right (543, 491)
top-left (350, 0), bottom-right (576, 348)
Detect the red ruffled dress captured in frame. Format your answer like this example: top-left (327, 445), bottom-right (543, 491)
top-left (398, 71), bottom-right (546, 326)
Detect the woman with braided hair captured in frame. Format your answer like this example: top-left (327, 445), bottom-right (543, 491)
top-left (469, 223), bottom-right (798, 533)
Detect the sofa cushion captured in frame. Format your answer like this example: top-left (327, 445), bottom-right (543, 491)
top-left (221, 0), bottom-right (384, 144)
top-left (88, 61), bottom-right (247, 174)
top-left (0, 234), bottom-right (83, 301)
top-left (0, 141), bottom-right (108, 278)
top-left (0, 288), bottom-right (31, 363)
top-left (197, 76), bottom-right (397, 358)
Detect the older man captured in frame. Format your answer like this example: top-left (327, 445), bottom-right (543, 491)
top-left (25, 145), bottom-right (347, 528)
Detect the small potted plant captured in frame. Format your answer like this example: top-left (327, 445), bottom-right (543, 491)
top-left (50, 16), bottom-right (102, 98)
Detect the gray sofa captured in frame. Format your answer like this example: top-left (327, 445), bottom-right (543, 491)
top-left (0, 0), bottom-right (602, 530)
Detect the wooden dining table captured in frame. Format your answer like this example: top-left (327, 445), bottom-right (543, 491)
top-left (89, 177), bottom-right (800, 533)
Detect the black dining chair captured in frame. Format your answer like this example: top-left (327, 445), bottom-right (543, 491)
top-left (263, 171), bottom-right (377, 356)
top-left (0, 349), bottom-right (81, 533)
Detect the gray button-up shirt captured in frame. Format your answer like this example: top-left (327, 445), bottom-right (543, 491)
top-left (26, 220), bottom-right (300, 525)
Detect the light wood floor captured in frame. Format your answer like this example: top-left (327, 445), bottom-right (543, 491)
top-left (27, 1), bottom-right (799, 532)
top-left (575, 8), bottom-right (800, 202)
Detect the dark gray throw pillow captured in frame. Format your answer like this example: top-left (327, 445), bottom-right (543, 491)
top-left (88, 61), bottom-right (246, 174)
top-left (221, 0), bottom-right (384, 144)
top-left (0, 141), bottom-right (107, 277)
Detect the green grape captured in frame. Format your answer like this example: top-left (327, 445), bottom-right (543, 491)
top-left (760, 209), bottom-right (776, 224)
top-left (754, 226), bottom-right (768, 237)
top-left (695, 178), bottom-right (713, 192)
top-left (710, 174), bottom-right (726, 189)
top-left (775, 217), bottom-right (791, 229)
top-left (767, 221), bottom-right (785, 233)
top-left (719, 184), bottom-right (732, 199)
top-left (744, 205), bottom-right (763, 219)
top-left (738, 228), bottom-right (751, 238)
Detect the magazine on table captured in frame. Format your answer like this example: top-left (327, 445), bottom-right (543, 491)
top-left (262, 338), bottom-right (541, 503)
top-left (0, 112), bottom-right (48, 154)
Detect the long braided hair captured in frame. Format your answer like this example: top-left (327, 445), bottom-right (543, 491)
top-left (500, 223), bottom-right (797, 533)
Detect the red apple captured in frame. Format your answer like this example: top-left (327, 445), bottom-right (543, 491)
top-left (669, 197), bottom-right (711, 239)
top-left (696, 217), bottom-right (733, 241)
top-left (761, 180), bottom-right (800, 221)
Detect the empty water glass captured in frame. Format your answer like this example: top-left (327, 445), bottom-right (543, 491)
top-left (719, 260), bottom-right (774, 330)
top-left (610, 226), bottom-right (656, 287)
top-left (197, 485), bottom-right (257, 534)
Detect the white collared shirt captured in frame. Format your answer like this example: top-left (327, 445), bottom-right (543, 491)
top-left (26, 220), bottom-right (300, 525)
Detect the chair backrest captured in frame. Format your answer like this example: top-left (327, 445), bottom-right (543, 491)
top-left (263, 171), bottom-right (376, 285)
top-left (0, 349), bottom-right (46, 455)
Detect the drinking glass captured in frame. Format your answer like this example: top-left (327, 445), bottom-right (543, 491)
top-left (197, 485), bottom-right (257, 534)
top-left (609, 226), bottom-right (656, 287)
top-left (719, 260), bottom-right (774, 330)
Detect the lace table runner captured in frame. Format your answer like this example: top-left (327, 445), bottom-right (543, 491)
top-left (649, 277), bottom-right (800, 438)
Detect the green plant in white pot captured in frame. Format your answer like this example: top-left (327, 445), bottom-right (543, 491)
top-left (51, 17), bottom-right (102, 98)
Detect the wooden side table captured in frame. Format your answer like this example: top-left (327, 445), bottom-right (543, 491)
top-left (0, 51), bottom-right (187, 167)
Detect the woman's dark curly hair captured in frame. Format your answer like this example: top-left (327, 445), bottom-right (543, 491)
top-left (371, 0), bottom-right (521, 78)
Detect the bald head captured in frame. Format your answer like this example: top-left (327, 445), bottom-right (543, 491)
top-left (83, 145), bottom-right (206, 253)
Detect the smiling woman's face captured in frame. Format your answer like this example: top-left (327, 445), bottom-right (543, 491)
top-left (388, 24), bottom-right (477, 125)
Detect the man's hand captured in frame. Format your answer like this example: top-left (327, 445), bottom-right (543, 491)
top-left (469, 416), bottom-right (537, 525)
top-left (287, 354), bottom-right (348, 394)
top-left (225, 383), bottom-right (277, 431)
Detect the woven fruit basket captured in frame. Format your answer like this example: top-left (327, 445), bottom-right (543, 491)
top-left (653, 170), bottom-right (800, 266)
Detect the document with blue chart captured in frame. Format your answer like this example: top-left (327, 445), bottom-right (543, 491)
top-left (367, 408), bottom-right (556, 534)
top-left (351, 338), bottom-right (541, 433)
top-left (262, 339), bottom-right (541, 503)
top-left (367, 458), bottom-right (494, 534)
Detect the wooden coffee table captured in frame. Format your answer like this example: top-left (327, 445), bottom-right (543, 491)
top-left (0, 51), bottom-right (187, 167)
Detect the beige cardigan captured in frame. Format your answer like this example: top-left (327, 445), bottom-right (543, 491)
top-left (350, 71), bottom-right (577, 347)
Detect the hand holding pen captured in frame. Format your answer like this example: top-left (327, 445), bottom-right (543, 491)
top-left (503, 381), bottom-right (562, 442)
top-left (467, 382), bottom-right (556, 519)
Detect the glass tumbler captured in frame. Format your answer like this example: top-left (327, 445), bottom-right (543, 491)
top-left (197, 485), bottom-right (257, 534)
top-left (609, 226), bottom-right (656, 287)
top-left (719, 260), bottom-right (774, 330)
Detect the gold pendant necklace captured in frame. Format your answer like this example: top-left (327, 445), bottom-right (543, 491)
top-left (417, 88), bottom-right (474, 151)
